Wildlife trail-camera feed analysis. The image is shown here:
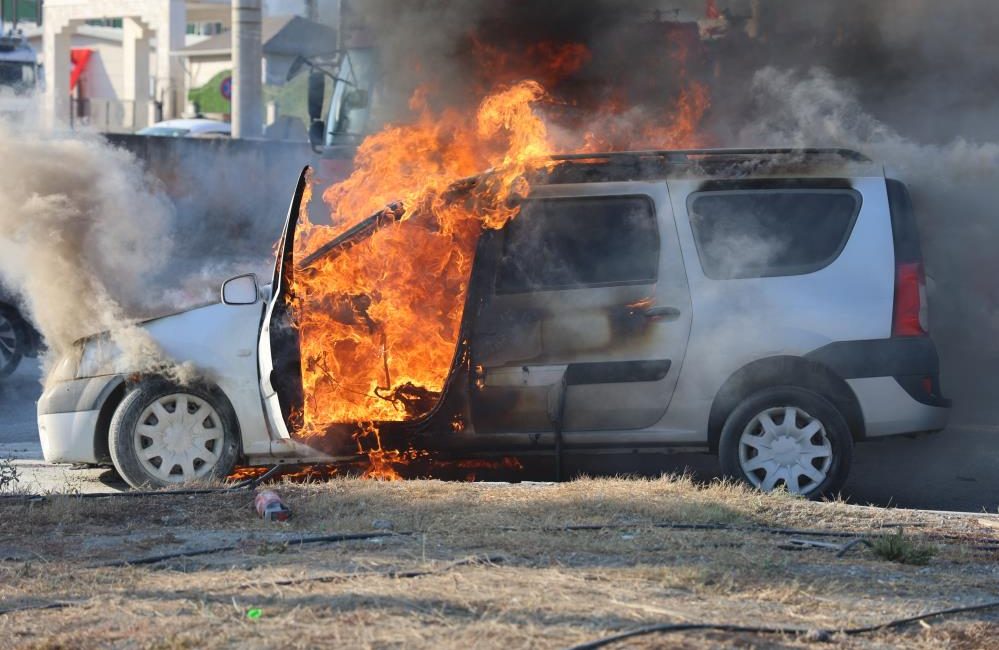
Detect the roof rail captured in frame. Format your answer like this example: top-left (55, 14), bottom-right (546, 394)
top-left (549, 148), bottom-right (871, 163)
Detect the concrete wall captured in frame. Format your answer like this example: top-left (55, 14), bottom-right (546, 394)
top-left (104, 133), bottom-right (315, 272)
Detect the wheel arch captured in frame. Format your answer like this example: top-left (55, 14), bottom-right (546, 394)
top-left (707, 355), bottom-right (865, 453)
top-left (94, 378), bottom-right (127, 464)
top-left (97, 375), bottom-right (245, 464)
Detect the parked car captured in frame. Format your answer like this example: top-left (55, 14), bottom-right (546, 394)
top-left (0, 287), bottom-right (42, 378)
top-left (37, 149), bottom-right (951, 495)
top-left (137, 118), bottom-right (231, 138)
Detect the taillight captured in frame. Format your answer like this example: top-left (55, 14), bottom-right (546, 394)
top-left (893, 262), bottom-right (927, 336)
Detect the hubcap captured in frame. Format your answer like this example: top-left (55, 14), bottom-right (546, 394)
top-left (0, 313), bottom-right (17, 370)
top-left (134, 394), bottom-right (225, 483)
top-left (738, 405), bottom-right (833, 495)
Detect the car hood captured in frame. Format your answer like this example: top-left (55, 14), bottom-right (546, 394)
top-left (74, 282), bottom-right (273, 349)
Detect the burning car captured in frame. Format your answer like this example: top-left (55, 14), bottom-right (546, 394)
top-left (37, 147), bottom-right (950, 496)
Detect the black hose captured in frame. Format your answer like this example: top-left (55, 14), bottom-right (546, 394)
top-left (0, 464), bottom-right (284, 501)
top-left (233, 553), bottom-right (508, 589)
top-left (0, 601), bottom-right (83, 616)
top-left (505, 521), bottom-right (882, 538)
top-left (95, 530), bottom-right (410, 568)
top-left (565, 599), bottom-right (999, 650)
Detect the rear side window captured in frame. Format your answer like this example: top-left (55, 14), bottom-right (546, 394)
top-left (497, 196), bottom-right (659, 293)
top-left (687, 189), bottom-right (861, 279)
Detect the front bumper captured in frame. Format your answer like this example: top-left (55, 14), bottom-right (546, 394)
top-left (37, 374), bottom-right (123, 464)
top-left (38, 410), bottom-right (102, 464)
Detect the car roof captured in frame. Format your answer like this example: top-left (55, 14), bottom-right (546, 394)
top-left (534, 148), bottom-right (884, 185)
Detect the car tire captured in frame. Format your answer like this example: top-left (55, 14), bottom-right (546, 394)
top-left (718, 386), bottom-right (853, 499)
top-left (0, 306), bottom-right (25, 379)
top-left (109, 379), bottom-right (241, 489)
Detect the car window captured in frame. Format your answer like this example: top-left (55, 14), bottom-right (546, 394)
top-left (137, 127), bottom-right (190, 137)
top-left (0, 61), bottom-right (35, 92)
top-left (687, 189), bottom-right (861, 279)
top-left (496, 196), bottom-right (659, 293)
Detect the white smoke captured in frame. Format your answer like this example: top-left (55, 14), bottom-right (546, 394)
top-left (0, 119), bottom-right (186, 380)
top-left (737, 67), bottom-right (999, 422)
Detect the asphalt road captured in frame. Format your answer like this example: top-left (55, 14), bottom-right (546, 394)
top-left (0, 357), bottom-right (43, 444)
top-left (2, 358), bottom-right (997, 511)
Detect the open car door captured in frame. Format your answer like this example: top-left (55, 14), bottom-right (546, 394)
top-left (257, 167), bottom-right (317, 457)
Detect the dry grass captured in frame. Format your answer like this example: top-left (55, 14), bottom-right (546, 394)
top-left (1, 475), bottom-right (998, 648)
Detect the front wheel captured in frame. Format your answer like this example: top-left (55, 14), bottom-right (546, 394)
top-left (109, 379), bottom-right (241, 488)
top-left (718, 387), bottom-right (853, 499)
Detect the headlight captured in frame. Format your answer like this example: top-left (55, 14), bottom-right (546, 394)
top-left (76, 334), bottom-right (123, 378)
top-left (47, 347), bottom-right (82, 383)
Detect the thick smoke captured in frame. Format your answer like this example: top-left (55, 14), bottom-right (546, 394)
top-left (0, 120), bottom-right (187, 378)
top-left (735, 67), bottom-right (999, 423)
top-left (346, 0), bottom-right (703, 131)
top-left (740, 0), bottom-right (999, 144)
top-left (0, 119), bottom-right (296, 382)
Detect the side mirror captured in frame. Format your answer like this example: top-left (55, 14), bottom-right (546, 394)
top-left (221, 274), bottom-right (259, 305)
top-left (287, 55), bottom-right (307, 82)
top-left (307, 70), bottom-right (325, 121)
top-left (309, 119), bottom-right (326, 150)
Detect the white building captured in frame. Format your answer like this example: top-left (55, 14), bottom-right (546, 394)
top-left (7, 0), bottom-right (338, 133)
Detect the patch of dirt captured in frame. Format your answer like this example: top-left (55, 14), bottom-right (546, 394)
top-left (1, 476), bottom-right (997, 648)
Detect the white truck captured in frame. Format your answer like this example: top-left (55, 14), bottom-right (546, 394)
top-left (0, 29), bottom-right (41, 119)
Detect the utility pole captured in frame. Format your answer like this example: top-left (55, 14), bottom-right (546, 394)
top-left (305, 0), bottom-right (319, 22)
top-left (232, 0), bottom-right (263, 138)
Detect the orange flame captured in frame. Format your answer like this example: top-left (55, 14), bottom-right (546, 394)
top-left (292, 81), bottom-right (552, 434)
top-left (285, 32), bottom-right (712, 476)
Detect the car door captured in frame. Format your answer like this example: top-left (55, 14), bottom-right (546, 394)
top-left (469, 181), bottom-right (692, 435)
top-left (258, 167), bottom-right (308, 448)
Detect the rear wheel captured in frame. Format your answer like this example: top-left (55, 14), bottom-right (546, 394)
top-left (0, 307), bottom-right (25, 378)
top-left (718, 386), bottom-right (852, 498)
top-left (109, 379), bottom-right (240, 488)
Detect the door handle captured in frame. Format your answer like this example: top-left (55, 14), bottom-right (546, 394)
top-left (643, 306), bottom-right (681, 320)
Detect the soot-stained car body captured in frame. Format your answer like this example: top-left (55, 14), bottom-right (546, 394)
top-left (37, 149), bottom-right (950, 495)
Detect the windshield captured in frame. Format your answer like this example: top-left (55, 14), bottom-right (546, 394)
top-left (325, 48), bottom-right (376, 146)
top-left (137, 126), bottom-right (191, 137)
top-left (0, 61), bottom-right (36, 94)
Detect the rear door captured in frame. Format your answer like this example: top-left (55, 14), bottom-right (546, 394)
top-left (469, 182), bottom-right (692, 435)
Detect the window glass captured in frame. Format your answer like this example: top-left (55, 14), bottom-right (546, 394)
top-left (0, 62), bottom-right (34, 91)
top-left (688, 189), bottom-right (860, 279)
top-left (497, 196), bottom-right (659, 293)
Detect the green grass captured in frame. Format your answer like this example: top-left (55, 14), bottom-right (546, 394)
top-left (871, 529), bottom-right (937, 565)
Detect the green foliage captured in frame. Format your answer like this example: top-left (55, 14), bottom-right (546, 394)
top-left (188, 69), bottom-right (232, 115)
top-left (871, 529), bottom-right (936, 565)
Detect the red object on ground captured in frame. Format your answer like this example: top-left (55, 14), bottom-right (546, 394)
top-left (254, 490), bottom-right (292, 522)
top-left (69, 48), bottom-right (93, 90)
